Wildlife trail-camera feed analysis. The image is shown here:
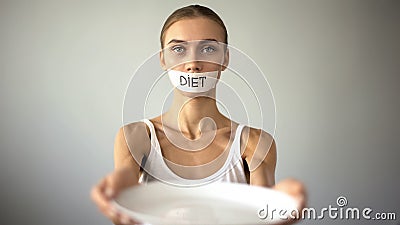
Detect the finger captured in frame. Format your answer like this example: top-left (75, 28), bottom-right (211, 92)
top-left (120, 214), bottom-right (133, 225)
top-left (273, 178), bottom-right (307, 211)
top-left (274, 178), bottom-right (305, 197)
top-left (104, 174), bottom-right (118, 199)
top-left (91, 177), bottom-right (115, 213)
top-left (91, 178), bottom-right (106, 204)
top-left (113, 211), bottom-right (141, 225)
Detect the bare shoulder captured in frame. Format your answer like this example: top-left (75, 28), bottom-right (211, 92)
top-left (114, 121), bottom-right (151, 174)
top-left (123, 121), bottom-right (151, 150)
top-left (241, 126), bottom-right (275, 163)
top-left (114, 121), bottom-right (151, 163)
top-left (121, 121), bottom-right (150, 139)
top-left (240, 126), bottom-right (277, 182)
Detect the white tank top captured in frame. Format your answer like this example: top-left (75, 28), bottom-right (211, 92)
top-left (139, 119), bottom-right (248, 186)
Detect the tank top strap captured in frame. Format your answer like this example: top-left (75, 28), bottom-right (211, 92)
top-left (141, 119), bottom-right (159, 149)
top-left (232, 124), bottom-right (246, 158)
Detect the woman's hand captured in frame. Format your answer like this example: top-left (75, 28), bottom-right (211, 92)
top-left (273, 178), bottom-right (307, 224)
top-left (90, 167), bottom-right (140, 225)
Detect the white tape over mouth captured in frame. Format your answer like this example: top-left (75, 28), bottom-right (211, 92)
top-left (167, 70), bottom-right (219, 93)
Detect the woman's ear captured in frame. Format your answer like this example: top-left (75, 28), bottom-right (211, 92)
top-left (160, 50), bottom-right (167, 70)
top-left (221, 48), bottom-right (229, 71)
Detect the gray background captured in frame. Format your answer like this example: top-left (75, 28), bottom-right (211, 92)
top-left (1, 0), bottom-right (399, 225)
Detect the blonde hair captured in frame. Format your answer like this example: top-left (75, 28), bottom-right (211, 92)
top-left (160, 5), bottom-right (228, 48)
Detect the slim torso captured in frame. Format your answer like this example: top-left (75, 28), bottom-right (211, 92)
top-left (147, 116), bottom-right (243, 180)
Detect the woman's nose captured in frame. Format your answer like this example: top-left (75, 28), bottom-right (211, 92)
top-left (185, 61), bottom-right (202, 72)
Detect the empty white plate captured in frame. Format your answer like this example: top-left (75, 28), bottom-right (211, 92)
top-left (111, 182), bottom-right (298, 225)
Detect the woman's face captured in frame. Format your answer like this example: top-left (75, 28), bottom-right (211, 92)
top-left (160, 17), bottom-right (229, 73)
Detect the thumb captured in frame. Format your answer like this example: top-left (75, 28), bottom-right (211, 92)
top-left (103, 173), bottom-right (120, 199)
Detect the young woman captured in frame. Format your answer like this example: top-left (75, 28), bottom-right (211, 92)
top-left (91, 5), bottom-right (306, 225)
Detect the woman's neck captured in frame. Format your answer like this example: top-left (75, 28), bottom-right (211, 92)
top-left (161, 89), bottom-right (229, 138)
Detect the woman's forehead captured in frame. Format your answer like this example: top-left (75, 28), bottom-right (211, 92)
top-left (164, 18), bottom-right (225, 44)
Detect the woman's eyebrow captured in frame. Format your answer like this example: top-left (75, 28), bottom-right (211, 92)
top-left (167, 38), bottom-right (219, 45)
top-left (167, 39), bottom-right (187, 45)
top-left (199, 39), bottom-right (218, 43)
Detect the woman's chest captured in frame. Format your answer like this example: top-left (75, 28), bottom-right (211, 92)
top-left (154, 127), bottom-right (235, 167)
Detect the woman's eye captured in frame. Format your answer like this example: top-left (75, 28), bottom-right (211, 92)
top-left (171, 46), bottom-right (185, 53)
top-left (201, 46), bottom-right (216, 54)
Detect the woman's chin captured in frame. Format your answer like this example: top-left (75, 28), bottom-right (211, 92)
top-left (178, 89), bottom-right (215, 99)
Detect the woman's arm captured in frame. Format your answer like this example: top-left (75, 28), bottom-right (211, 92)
top-left (114, 126), bottom-right (141, 183)
top-left (242, 128), bottom-right (276, 187)
top-left (92, 122), bottom-right (150, 225)
top-left (243, 127), bottom-right (306, 224)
